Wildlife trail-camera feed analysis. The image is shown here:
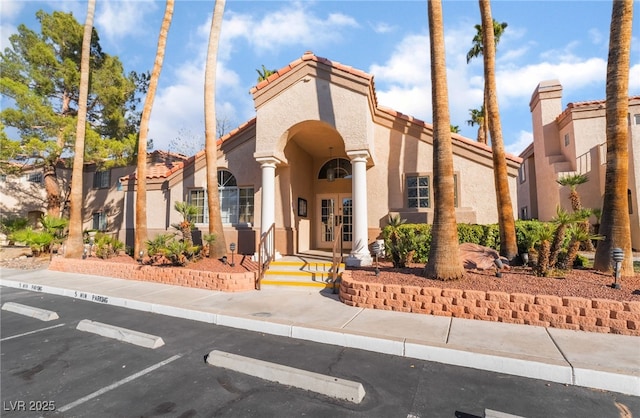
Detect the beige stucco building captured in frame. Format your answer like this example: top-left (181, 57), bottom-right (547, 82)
top-left (2, 52), bottom-right (522, 264)
top-left (119, 52), bottom-right (521, 266)
top-left (518, 80), bottom-right (640, 250)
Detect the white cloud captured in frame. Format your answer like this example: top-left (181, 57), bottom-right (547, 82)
top-left (95, 0), bottom-right (158, 43)
top-left (497, 58), bottom-right (606, 107)
top-left (223, 3), bottom-right (358, 54)
top-left (370, 21), bottom-right (395, 34)
top-left (588, 28), bottom-right (604, 46)
top-left (631, 63), bottom-right (640, 91)
top-left (505, 130), bottom-right (533, 156)
top-left (148, 51), bottom-right (244, 152)
top-left (0, 0), bottom-right (23, 19)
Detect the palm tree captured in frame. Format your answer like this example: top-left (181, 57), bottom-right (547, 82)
top-left (534, 224), bottom-right (555, 277)
top-left (424, 0), bottom-right (465, 281)
top-left (256, 64), bottom-right (276, 82)
top-left (204, 0), bottom-right (228, 258)
top-left (134, 0), bottom-right (174, 260)
top-left (173, 201), bottom-right (199, 246)
top-left (557, 173), bottom-right (594, 251)
top-left (66, 0), bottom-right (95, 258)
top-left (548, 206), bottom-right (574, 268)
top-left (594, 0), bottom-right (634, 276)
top-left (466, 19), bottom-right (507, 145)
top-left (466, 106), bottom-right (486, 144)
top-left (557, 173), bottom-right (588, 211)
top-left (479, 0), bottom-right (518, 261)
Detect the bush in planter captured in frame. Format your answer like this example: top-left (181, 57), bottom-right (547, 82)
top-left (145, 233), bottom-right (201, 266)
top-left (202, 233), bottom-right (216, 258)
top-left (40, 214), bottom-right (68, 257)
top-left (1, 217), bottom-right (29, 244)
top-left (94, 233), bottom-right (125, 259)
top-left (9, 228), bottom-right (53, 256)
top-left (381, 218), bottom-right (431, 267)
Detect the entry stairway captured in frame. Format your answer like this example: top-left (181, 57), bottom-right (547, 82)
top-left (260, 251), bottom-right (347, 289)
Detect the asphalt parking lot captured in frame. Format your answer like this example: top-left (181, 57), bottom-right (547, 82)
top-left (2, 286), bottom-right (638, 418)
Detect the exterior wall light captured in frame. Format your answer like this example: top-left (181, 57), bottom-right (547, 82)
top-left (371, 241), bottom-right (383, 276)
top-left (494, 258), bottom-right (503, 278)
top-left (230, 243), bottom-right (236, 267)
top-left (611, 247), bottom-right (624, 289)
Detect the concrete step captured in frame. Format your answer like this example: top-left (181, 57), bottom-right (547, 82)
top-left (260, 278), bottom-right (338, 290)
top-left (269, 260), bottom-right (345, 272)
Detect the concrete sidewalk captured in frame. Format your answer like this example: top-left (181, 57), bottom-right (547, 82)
top-left (1, 267), bottom-right (638, 396)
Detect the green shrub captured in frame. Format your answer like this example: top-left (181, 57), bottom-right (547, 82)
top-left (9, 228), bottom-right (53, 254)
top-left (1, 217), bottom-right (29, 235)
top-left (94, 233), bottom-right (125, 259)
top-left (381, 221), bottom-right (431, 266)
top-left (144, 233), bottom-right (200, 266)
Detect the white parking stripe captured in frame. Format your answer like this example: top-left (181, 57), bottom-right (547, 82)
top-left (0, 323), bottom-right (66, 341)
top-left (57, 354), bottom-right (182, 413)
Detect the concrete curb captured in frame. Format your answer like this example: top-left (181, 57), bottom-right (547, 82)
top-left (76, 319), bottom-right (165, 349)
top-left (2, 302), bottom-right (59, 321)
top-left (206, 350), bottom-right (366, 403)
top-left (2, 277), bottom-right (638, 396)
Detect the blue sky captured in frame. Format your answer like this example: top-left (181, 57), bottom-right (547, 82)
top-left (1, 1), bottom-right (639, 156)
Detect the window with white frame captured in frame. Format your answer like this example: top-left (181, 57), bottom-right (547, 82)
top-left (93, 170), bottom-right (110, 189)
top-left (406, 174), bottom-right (459, 209)
top-left (518, 162), bottom-right (526, 183)
top-left (634, 114), bottom-right (640, 125)
top-left (188, 170), bottom-right (254, 225)
top-left (520, 206), bottom-right (528, 220)
top-left (406, 175), bottom-right (430, 208)
top-left (92, 212), bottom-right (107, 231)
top-left (189, 189), bottom-right (206, 223)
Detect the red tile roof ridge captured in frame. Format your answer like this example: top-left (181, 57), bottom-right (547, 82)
top-left (377, 106), bottom-right (521, 164)
top-left (250, 51), bottom-right (373, 94)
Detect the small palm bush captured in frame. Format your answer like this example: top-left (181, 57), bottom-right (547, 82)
top-left (94, 233), bottom-right (125, 259)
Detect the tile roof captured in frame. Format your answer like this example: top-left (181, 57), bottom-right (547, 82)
top-left (557, 96), bottom-right (640, 122)
top-left (121, 150), bottom-right (190, 181)
top-left (122, 119), bottom-right (259, 182)
top-left (250, 51), bottom-right (520, 164)
top-left (130, 51), bottom-right (522, 181)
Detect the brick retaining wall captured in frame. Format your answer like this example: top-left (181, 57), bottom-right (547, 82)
top-left (49, 258), bottom-right (256, 292)
top-left (339, 271), bottom-right (640, 336)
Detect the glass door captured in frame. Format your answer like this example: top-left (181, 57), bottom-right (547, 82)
top-left (317, 194), bottom-right (352, 249)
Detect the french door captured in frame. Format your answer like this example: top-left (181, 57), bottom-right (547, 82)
top-left (317, 194), bottom-right (352, 250)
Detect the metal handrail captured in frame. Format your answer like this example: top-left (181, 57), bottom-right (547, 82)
top-left (331, 223), bottom-right (343, 293)
top-left (256, 223), bottom-right (275, 290)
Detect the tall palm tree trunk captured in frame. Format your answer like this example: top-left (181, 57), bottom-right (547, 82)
top-left (424, 0), bottom-right (465, 281)
top-left (204, 0), bottom-right (228, 258)
top-left (479, 0), bottom-right (518, 261)
top-left (134, 0), bottom-right (174, 260)
top-left (594, 0), bottom-right (634, 275)
top-left (66, 0), bottom-right (95, 258)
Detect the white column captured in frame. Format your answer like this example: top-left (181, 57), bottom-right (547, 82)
top-left (346, 151), bottom-right (372, 267)
top-left (254, 156), bottom-right (281, 261)
top-left (257, 157), bottom-right (278, 235)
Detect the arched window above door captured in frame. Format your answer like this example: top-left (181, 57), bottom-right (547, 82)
top-left (319, 158), bottom-right (352, 181)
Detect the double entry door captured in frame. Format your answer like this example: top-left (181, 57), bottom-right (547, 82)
top-left (317, 194), bottom-right (352, 250)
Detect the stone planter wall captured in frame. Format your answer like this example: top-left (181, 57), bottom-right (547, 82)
top-left (49, 258), bottom-right (256, 292)
top-left (339, 271), bottom-right (640, 336)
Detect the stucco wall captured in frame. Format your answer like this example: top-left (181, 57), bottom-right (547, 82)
top-left (254, 72), bottom-right (371, 162)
